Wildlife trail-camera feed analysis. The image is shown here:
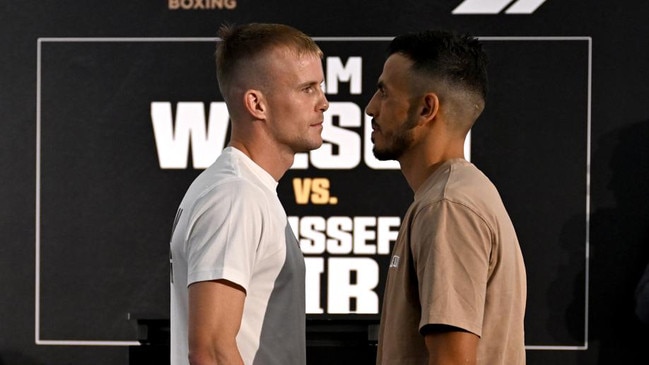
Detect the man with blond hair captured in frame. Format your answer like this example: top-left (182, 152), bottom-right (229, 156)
top-left (170, 23), bottom-right (329, 365)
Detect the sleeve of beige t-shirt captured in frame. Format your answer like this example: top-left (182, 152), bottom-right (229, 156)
top-left (410, 199), bottom-right (492, 337)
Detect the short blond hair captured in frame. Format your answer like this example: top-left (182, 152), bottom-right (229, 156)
top-left (215, 23), bottom-right (323, 98)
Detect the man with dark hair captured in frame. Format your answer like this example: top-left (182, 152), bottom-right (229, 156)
top-left (170, 23), bottom-right (328, 365)
top-left (366, 30), bottom-right (527, 364)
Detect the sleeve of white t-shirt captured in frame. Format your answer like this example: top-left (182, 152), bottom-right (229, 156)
top-left (185, 179), bottom-right (267, 292)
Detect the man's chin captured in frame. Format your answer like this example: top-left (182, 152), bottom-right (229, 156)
top-left (372, 147), bottom-right (398, 161)
top-left (296, 139), bottom-right (324, 153)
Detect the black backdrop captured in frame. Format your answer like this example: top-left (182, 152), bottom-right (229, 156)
top-left (1, 1), bottom-right (648, 364)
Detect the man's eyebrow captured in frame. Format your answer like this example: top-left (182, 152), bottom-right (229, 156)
top-left (376, 80), bottom-right (385, 89)
top-left (298, 80), bottom-right (321, 88)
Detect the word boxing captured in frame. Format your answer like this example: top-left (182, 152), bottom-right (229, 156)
top-left (168, 0), bottom-right (236, 10)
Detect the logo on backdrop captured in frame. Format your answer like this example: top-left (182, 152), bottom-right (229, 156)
top-left (453, 0), bottom-right (548, 14)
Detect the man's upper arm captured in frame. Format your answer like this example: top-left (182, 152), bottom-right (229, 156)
top-left (423, 325), bottom-right (479, 365)
top-left (188, 280), bottom-right (246, 365)
top-left (412, 200), bottom-right (491, 336)
top-left (187, 181), bottom-right (265, 290)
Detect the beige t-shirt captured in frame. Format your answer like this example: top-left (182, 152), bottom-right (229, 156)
top-left (377, 159), bottom-right (527, 365)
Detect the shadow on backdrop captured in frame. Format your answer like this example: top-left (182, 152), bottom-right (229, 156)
top-left (569, 119), bottom-right (649, 364)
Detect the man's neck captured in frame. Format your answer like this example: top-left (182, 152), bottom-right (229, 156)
top-left (399, 145), bottom-right (465, 193)
top-left (228, 140), bottom-right (294, 182)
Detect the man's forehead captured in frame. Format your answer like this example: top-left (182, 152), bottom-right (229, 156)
top-left (384, 53), bottom-right (413, 74)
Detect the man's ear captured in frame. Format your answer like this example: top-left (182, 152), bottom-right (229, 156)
top-left (420, 93), bottom-right (440, 121)
top-left (243, 89), bottom-right (267, 119)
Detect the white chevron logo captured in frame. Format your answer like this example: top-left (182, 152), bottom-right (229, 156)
top-left (453, 0), bottom-right (548, 14)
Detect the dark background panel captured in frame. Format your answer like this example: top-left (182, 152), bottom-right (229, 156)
top-left (473, 39), bottom-right (590, 346)
top-left (35, 38), bottom-right (588, 348)
top-left (38, 41), bottom-right (211, 341)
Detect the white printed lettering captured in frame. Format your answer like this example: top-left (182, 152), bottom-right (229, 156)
top-left (150, 102), bottom-right (229, 169)
top-left (305, 257), bottom-right (325, 314)
top-left (326, 56), bottom-right (362, 95)
top-left (327, 258), bottom-right (379, 314)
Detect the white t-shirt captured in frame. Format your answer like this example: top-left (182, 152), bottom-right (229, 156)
top-left (170, 147), bottom-right (306, 365)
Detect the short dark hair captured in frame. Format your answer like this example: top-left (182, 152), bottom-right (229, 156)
top-left (215, 23), bottom-right (323, 97)
top-left (387, 30), bottom-right (488, 101)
